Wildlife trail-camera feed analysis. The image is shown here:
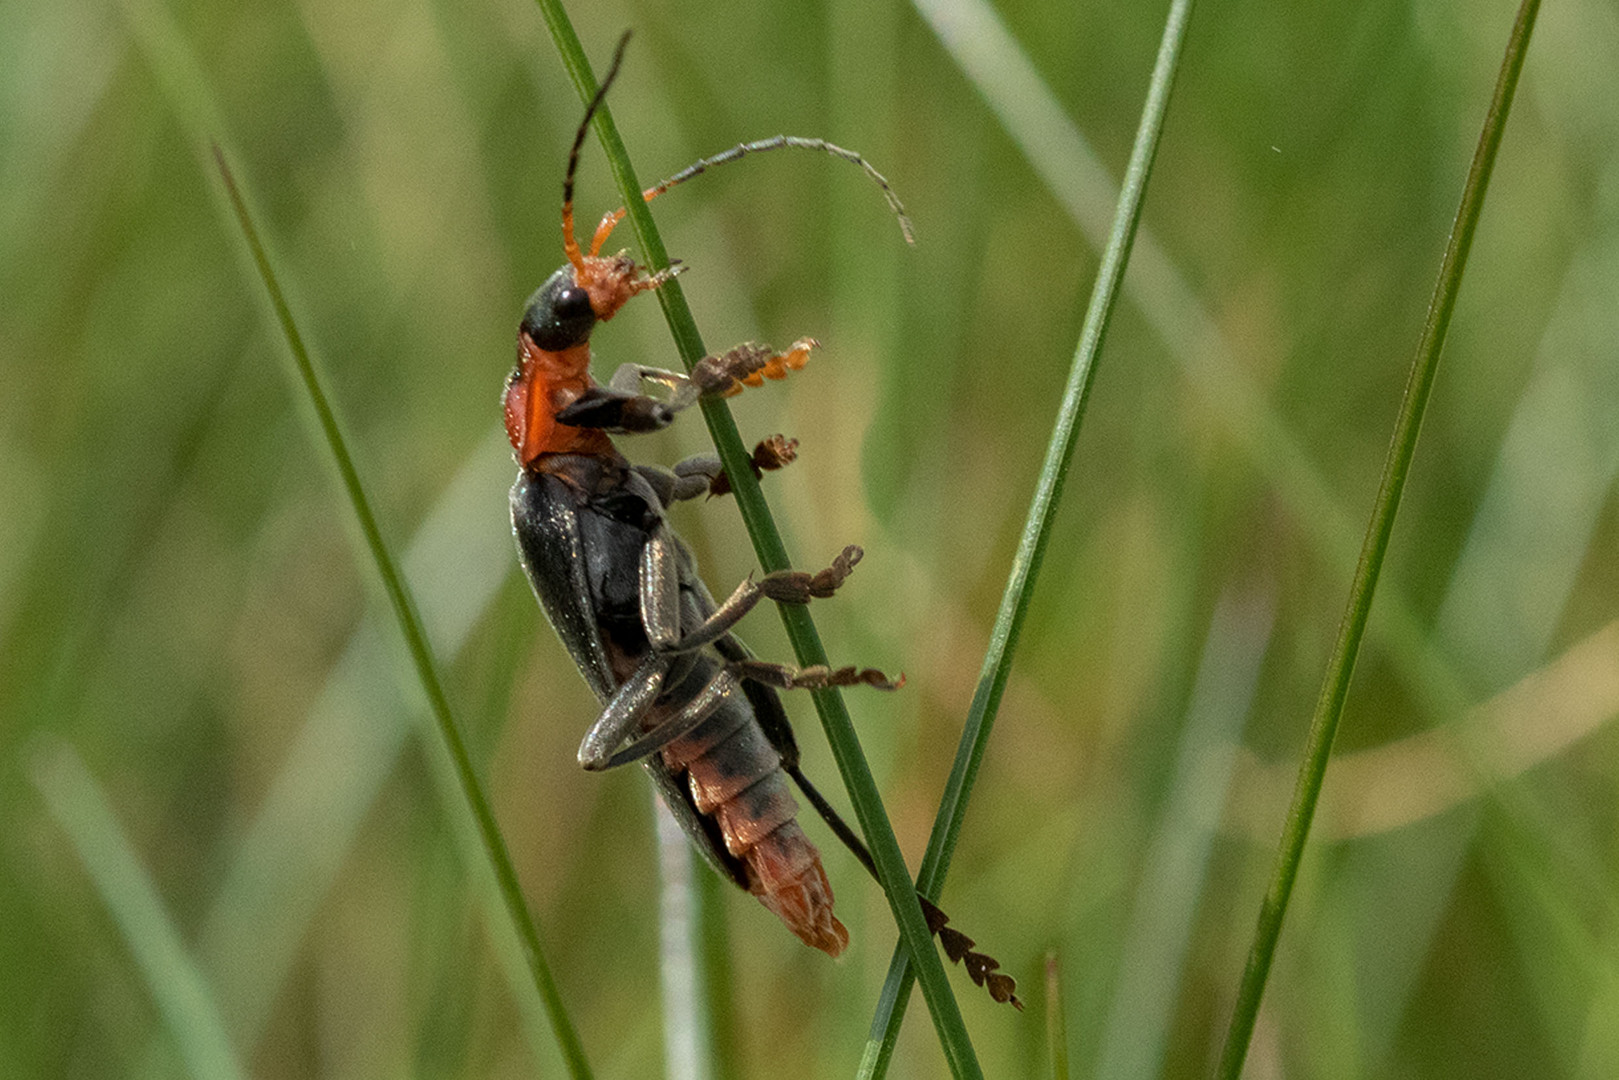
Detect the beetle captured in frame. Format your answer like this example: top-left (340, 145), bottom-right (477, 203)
top-left (508, 33), bottom-right (1019, 1006)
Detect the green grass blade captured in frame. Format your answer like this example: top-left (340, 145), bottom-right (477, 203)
top-left (694, 860), bottom-right (742, 1080)
top-left (529, 7), bottom-right (981, 1076)
top-left (210, 149), bottom-right (594, 1080)
top-left (97, 0), bottom-right (577, 1065)
top-left (655, 795), bottom-right (715, 1080)
top-left (1213, 2), bottom-right (1543, 1074)
top-left (859, 2), bottom-right (1195, 1073)
top-left (33, 742), bottom-right (247, 1080)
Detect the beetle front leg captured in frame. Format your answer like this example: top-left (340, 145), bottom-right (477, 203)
top-left (687, 338), bottom-right (818, 401)
top-left (605, 362), bottom-right (692, 396)
top-left (583, 339), bottom-right (819, 439)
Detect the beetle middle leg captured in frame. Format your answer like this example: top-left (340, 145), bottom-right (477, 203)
top-left (641, 532), bottom-right (869, 655)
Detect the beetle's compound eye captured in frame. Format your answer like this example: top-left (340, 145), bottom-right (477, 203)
top-left (554, 285), bottom-right (593, 321)
top-left (522, 267), bottom-right (598, 351)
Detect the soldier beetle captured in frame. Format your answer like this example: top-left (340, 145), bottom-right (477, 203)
top-left (508, 33), bottom-right (1019, 1008)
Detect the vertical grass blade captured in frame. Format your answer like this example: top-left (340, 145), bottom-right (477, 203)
top-left (859, 2), bottom-right (1195, 1074)
top-left (33, 743), bottom-right (247, 1080)
top-left (211, 149), bottom-right (593, 1080)
top-left (1213, 2), bottom-right (1543, 1075)
top-left (529, 6), bottom-right (981, 1077)
top-left (656, 795), bottom-right (714, 1080)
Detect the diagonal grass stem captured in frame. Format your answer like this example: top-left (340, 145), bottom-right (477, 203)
top-left (1214, 1), bottom-right (1543, 1074)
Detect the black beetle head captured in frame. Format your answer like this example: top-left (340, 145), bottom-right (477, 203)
top-left (521, 266), bottom-right (597, 351)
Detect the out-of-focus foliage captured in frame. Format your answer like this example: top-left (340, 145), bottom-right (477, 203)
top-left (3, 0), bottom-right (1616, 1076)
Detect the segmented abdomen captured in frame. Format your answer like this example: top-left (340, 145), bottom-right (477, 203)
top-left (658, 694), bottom-right (848, 957)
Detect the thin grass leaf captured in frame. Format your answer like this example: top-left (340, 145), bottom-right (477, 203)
top-left (528, 6), bottom-right (981, 1076)
top-left (210, 149), bottom-right (593, 1080)
top-left (655, 795), bottom-right (713, 1080)
top-left (1214, 2), bottom-right (1543, 1075)
top-left (32, 742), bottom-right (247, 1080)
top-left (859, 2), bottom-right (1195, 1074)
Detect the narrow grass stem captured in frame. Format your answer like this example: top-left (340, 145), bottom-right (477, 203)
top-left (530, 5), bottom-right (981, 1076)
top-left (860, 2), bottom-right (1195, 1074)
top-left (212, 150), bottom-right (593, 1080)
top-left (1213, 2), bottom-right (1542, 1075)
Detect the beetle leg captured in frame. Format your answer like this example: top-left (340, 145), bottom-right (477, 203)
top-left (646, 544), bottom-right (871, 656)
top-left (605, 362), bottom-right (692, 396)
top-left (754, 544), bottom-right (863, 603)
top-left (730, 658), bottom-right (904, 691)
top-left (669, 435), bottom-right (799, 501)
top-left (688, 339), bottom-right (818, 401)
top-left (594, 339), bottom-right (816, 426)
top-left (553, 385), bottom-right (676, 433)
top-left (640, 526), bottom-right (685, 652)
top-left (668, 454), bottom-right (723, 501)
top-left (597, 666), bottom-right (745, 770)
top-left (578, 654), bottom-right (669, 770)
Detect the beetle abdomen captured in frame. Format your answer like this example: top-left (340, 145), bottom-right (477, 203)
top-left (662, 695), bottom-right (848, 956)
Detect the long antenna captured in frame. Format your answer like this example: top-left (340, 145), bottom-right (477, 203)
top-left (587, 135), bottom-right (916, 256)
top-left (562, 31), bottom-right (633, 273)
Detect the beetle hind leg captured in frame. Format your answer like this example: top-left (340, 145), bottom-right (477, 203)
top-left (577, 654), bottom-right (672, 770)
top-left (731, 657), bottom-right (904, 692)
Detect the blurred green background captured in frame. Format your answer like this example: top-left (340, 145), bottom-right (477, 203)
top-left (4, 0), bottom-right (1618, 1075)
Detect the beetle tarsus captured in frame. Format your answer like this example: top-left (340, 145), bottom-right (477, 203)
top-left (757, 544), bottom-right (862, 603)
top-left (703, 435), bottom-right (799, 498)
top-left (693, 338), bottom-right (818, 399)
